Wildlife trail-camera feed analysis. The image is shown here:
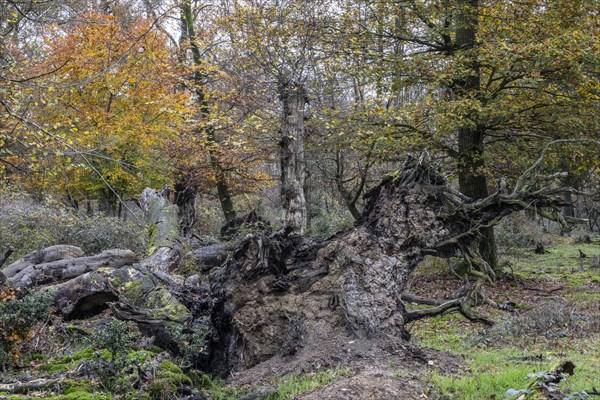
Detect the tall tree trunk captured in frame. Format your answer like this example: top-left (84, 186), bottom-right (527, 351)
top-left (181, 0), bottom-right (235, 223)
top-left (454, 0), bottom-right (498, 273)
top-left (279, 81), bottom-right (308, 234)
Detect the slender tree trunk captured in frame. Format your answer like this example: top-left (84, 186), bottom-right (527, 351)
top-left (279, 80), bottom-right (308, 234)
top-left (181, 0), bottom-right (235, 222)
top-left (454, 0), bottom-right (498, 272)
top-left (334, 150), bottom-right (364, 220)
top-left (174, 175), bottom-right (197, 237)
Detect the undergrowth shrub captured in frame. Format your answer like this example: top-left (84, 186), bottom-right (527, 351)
top-left (0, 288), bottom-right (54, 370)
top-left (166, 317), bottom-right (210, 365)
top-left (306, 191), bottom-right (354, 237)
top-left (473, 300), bottom-right (600, 345)
top-left (84, 318), bottom-right (137, 391)
top-left (0, 189), bottom-right (147, 263)
top-left (495, 212), bottom-right (552, 250)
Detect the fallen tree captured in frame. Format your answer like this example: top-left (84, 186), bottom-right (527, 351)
top-left (9, 249), bottom-right (138, 289)
top-left (2, 145), bottom-right (591, 376)
top-left (203, 150), bottom-right (587, 372)
top-left (1, 245), bottom-right (84, 279)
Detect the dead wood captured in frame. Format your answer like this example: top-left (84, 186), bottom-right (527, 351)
top-left (140, 188), bottom-right (180, 274)
top-left (10, 249), bottom-right (138, 289)
top-left (522, 285), bottom-right (564, 294)
top-left (0, 247), bottom-right (14, 269)
top-left (401, 293), bottom-right (445, 306)
top-left (404, 285), bottom-right (494, 325)
top-left (12, 147), bottom-right (590, 377)
top-left (201, 152), bottom-right (581, 373)
top-left (0, 377), bottom-right (65, 393)
top-left (2, 245), bottom-right (84, 279)
top-left (50, 190), bottom-right (202, 355)
top-left (192, 241), bottom-right (238, 271)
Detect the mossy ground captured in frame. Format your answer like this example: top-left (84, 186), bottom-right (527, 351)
top-left (1, 238), bottom-right (597, 399)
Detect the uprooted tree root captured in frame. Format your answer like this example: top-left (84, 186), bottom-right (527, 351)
top-left (1, 151), bottom-right (586, 378)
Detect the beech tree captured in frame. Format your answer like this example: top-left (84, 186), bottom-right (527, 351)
top-left (335, 0), bottom-right (600, 275)
top-left (221, 0), bottom-right (337, 234)
top-left (2, 11), bottom-right (189, 215)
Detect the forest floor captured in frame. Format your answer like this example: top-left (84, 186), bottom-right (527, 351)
top-left (0, 240), bottom-right (598, 400)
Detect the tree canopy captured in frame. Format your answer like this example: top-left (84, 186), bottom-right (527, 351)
top-left (1, 0), bottom-right (598, 230)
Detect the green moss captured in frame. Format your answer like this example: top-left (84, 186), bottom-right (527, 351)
top-left (158, 360), bottom-right (185, 374)
top-left (40, 347), bottom-right (116, 374)
top-left (123, 281), bottom-right (143, 298)
top-left (64, 381), bottom-right (93, 394)
top-left (40, 348), bottom-right (94, 373)
top-left (68, 347), bottom-right (95, 361)
top-left (10, 380), bottom-right (114, 400)
top-left (126, 349), bottom-right (153, 365)
top-left (108, 276), bottom-right (122, 286)
top-left (42, 361), bottom-right (72, 374)
top-left (145, 289), bottom-right (191, 322)
top-left (46, 391), bottom-right (113, 400)
top-left (148, 360), bottom-right (193, 398)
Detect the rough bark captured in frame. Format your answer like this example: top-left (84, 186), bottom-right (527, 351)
top-left (51, 265), bottom-right (191, 323)
top-left (454, 0), bottom-right (499, 273)
top-left (279, 80), bottom-right (308, 235)
top-left (10, 249), bottom-right (137, 289)
top-left (203, 153), bottom-right (574, 373)
top-left (2, 245), bottom-right (84, 279)
top-left (174, 176), bottom-right (198, 237)
top-left (192, 242), bottom-right (238, 271)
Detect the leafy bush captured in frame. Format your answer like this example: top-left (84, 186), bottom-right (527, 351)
top-left (84, 318), bottom-right (137, 391)
top-left (0, 288), bottom-right (54, 370)
top-left (0, 189), bottom-right (147, 263)
top-left (306, 191), bottom-right (354, 237)
top-left (166, 318), bottom-right (210, 365)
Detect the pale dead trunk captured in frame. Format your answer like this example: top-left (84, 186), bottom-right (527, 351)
top-left (10, 249), bottom-right (137, 289)
top-left (279, 80), bottom-right (308, 234)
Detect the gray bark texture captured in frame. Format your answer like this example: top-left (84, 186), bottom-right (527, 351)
top-left (140, 188), bottom-right (180, 274)
top-left (2, 245), bottom-right (84, 279)
top-left (279, 81), bottom-right (308, 235)
top-left (9, 249), bottom-right (137, 289)
top-left (203, 154), bottom-right (573, 373)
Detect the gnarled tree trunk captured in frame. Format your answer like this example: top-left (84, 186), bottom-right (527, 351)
top-left (204, 153), bottom-right (573, 373)
top-left (279, 80), bottom-right (308, 235)
top-left (7, 150), bottom-right (580, 379)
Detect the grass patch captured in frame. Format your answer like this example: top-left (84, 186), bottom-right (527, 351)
top-left (265, 367), bottom-right (350, 399)
top-left (506, 243), bottom-right (600, 285)
top-left (411, 242), bottom-right (599, 399)
top-left (425, 344), bottom-right (599, 399)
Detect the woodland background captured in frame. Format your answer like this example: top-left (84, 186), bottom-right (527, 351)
top-left (0, 0), bottom-right (599, 399)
